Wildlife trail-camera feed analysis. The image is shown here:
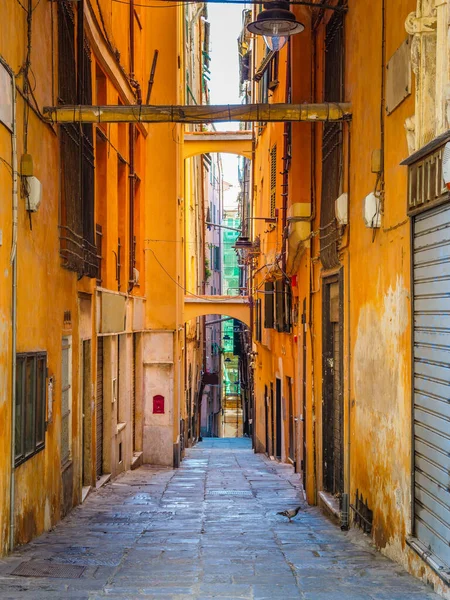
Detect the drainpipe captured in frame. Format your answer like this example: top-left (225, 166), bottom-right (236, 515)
top-left (281, 37), bottom-right (292, 276)
top-left (6, 62), bottom-right (18, 553)
top-left (128, 123), bottom-right (136, 293)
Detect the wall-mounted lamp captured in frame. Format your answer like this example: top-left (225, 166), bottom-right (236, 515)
top-left (247, 1), bottom-right (304, 52)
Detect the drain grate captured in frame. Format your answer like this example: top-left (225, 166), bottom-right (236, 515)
top-left (207, 490), bottom-right (253, 496)
top-left (55, 548), bottom-right (123, 567)
top-left (11, 560), bottom-right (86, 579)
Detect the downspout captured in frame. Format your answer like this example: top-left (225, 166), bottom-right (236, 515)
top-left (128, 0), bottom-right (142, 104)
top-left (130, 0), bottom-right (135, 78)
top-left (7, 63), bottom-right (18, 552)
top-left (128, 123), bottom-right (136, 293)
top-left (128, 0), bottom-right (137, 293)
top-left (281, 37), bottom-right (292, 276)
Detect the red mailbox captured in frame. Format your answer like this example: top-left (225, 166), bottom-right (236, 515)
top-left (153, 395), bottom-right (165, 414)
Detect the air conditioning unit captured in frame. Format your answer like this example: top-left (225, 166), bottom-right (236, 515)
top-left (24, 176), bottom-right (42, 212)
top-left (335, 193), bottom-right (348, 225)
top-left (363, 192), bottom-right (381, 228)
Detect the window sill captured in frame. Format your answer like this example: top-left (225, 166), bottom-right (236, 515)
top-left (14, 444), bottom-right (46, 469)
top-left (116, 422), bottom-right (126, 434)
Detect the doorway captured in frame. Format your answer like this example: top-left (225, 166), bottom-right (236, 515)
top-left (96, 336), bottom-right (104, 479)
top-left (322, 275), bottom-right (344, 496)
top-left (276, 378), bottom-right (282, 460)
top-left (82, 339), bottom-right (92, 487)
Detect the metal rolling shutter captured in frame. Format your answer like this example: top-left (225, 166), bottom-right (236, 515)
top-left (96, 337), bottom-right (103, 479)
top-left (413, 203), bottom-right (450, 569)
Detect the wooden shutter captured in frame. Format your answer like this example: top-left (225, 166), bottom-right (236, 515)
top-left (264, 282), bottom-right (274, 329)
top-left (275, 279), bottom-right (285, 332)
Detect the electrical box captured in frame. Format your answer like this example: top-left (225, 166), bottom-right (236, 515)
top-left (24, 176), bottom-right (42, 212)
top-left (363, 192), bottom-right (381, 228)
top-left (335, 193), bottom-right (348, 225)
top-left (153, 395), bottom-right (165, 414)
top-left (371, 149), bottom-right (382, 174)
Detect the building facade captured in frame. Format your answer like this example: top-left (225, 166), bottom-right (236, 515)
top-left (0, 0), bottom-right (207, 554)
top-left (202, 152), bottom-right (224, 438)
top-left (246, 0), bottom-right (450, 596)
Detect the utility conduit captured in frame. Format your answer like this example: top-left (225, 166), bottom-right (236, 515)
top-left (43, 102), bottom-right (352, 124)
top-left (0, 53), bottom-right (18, 552)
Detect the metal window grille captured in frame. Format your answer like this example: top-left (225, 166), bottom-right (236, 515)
top-left (96, 224), bottom-right (103, 286)
top-left (270, 145), bottom-right (277, 218)
top-left (320, 10), bottom-right (345, 270)
top-left (57, 0), bottom-right (97, 279)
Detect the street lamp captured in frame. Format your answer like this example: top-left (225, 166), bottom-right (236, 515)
top-left (247, 1), bottom-right (304, 52)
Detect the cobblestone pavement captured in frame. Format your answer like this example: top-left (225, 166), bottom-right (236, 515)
top-left (0, 438), bottom-right (442, 599)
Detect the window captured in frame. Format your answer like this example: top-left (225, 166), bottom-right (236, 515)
top-left (264, 282), bottom-right (275, 329)
top-left (213, 245), bottom-right (220, 271)
top-left (61, 337), bottom-right (72, 465)
top-left (15, 353), bottom-right (47, 466)
top-left (256, 51), bottom-right (278, 132)
top-left (275, 279), bottom-right (292, 333)
top-left (320, 10), bottom-right (345, 270)
top-left (254, 298), bottom-right (262, 342)
top-left (270, 145), bottom-right (277, 218)
top-left (58, 0), bottom-right (96, 278)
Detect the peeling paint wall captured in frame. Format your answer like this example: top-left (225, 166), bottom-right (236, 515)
top-left (252, 6), bottom-right (312, 465)
top-left (0, 0), bottom-right (188, 553)
top-left (250, 0), bottom-right (450, 595)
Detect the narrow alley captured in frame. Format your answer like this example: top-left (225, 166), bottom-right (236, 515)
top-left (0, 439), bottom-right (440, 600)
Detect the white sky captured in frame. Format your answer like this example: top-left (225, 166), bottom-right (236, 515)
top-left (207, 2), bottom-right (244, 193)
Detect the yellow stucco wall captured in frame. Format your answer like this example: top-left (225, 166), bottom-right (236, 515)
top-left (0, 74), bottom-right (13, 557)
top-left (251, 1), bottom-right (449, 595)
top-left (1, 0), bottom-right (83, 548)
top-left (0, 0), bottom-right (192, 551)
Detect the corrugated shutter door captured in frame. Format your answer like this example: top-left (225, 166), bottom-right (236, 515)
top-left (96, 337), bottom-right (103, 479)
top-left (413, 203), bottom-right (450, 569)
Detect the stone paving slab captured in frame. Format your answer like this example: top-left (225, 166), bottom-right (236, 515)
top-left (0, 438), bottom-right (444, 599)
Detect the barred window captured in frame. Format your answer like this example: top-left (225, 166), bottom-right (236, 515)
top-left (270, 145), bottom-right (277, 218)
top-left (15, 353), bottom-right (47, 466)
top-left (58, 0), bottom-right (96, 278)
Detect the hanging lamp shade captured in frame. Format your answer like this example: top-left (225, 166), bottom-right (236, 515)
top-left (247, 1), bottom-right (304, 51)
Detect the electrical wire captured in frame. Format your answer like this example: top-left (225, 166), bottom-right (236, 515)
top-left (146, 246), bottom-right (249, 302)
top-left (112, 0), bottom-right (347, 8)
top-left (112, 0), bottom-right (185, 8)
top-left (0, 156), bottom-right (14, 173)
top-left (15, 0), bottom-right (27, 11)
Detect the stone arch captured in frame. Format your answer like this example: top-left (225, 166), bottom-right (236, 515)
top-left (184, 296), bottom-right (251, 327)
top-left (183, 132), bottom-right (253, 160)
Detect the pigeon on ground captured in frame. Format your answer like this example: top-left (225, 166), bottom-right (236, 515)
top-left (277, 506), bottom-right (302, 522)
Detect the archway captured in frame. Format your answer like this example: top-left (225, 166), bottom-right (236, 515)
top-left (184, 313), bottom-right (252, 442)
